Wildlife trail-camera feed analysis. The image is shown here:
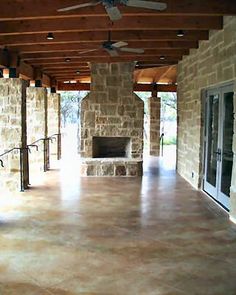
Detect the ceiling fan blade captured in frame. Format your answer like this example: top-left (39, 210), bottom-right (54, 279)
top-left (78, 48), bottom-right (100, 55)
top-left (57, 1), bottom-right (100, 12)
top-left (126, 0), bottom-right (167, 11)
top-left (120, 47), bottom-right (144, 54)
top-left (105, 48), bottom-right (119, 57)
top-left (112, 41), bottom-right (128, 48)
top-left (105, 6), bottom-right (122, 21)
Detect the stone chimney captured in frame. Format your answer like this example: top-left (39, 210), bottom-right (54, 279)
top-left (80, 62), bottom-right (144, 160)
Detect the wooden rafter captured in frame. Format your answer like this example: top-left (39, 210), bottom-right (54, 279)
top-left (0, 0), bottom-right (234, 20)
top-left (57, 81), bottom-right (177, 92)
top-left (0, 0), bottom-right (234, 84)
top-left (0, 16), bottom-right (222, 36)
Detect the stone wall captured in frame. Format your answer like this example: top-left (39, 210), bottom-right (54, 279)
top-left (0, 78), bottom-right (27, 192)
top-left (147, 97), bottom-right (161, 156)
top-left (27, 87), bottom-right (47, 173)
top-left (177, 16), bottom-right (236, 218)
top-left (48, 93), bottom-right (61, 159)
top-left (80, 62), bottom-right (144, 159)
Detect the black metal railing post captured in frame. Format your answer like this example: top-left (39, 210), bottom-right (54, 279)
top-left (43, 138), bottom-right (48, 172)
top-left (160, 133), bottom-right (164, 157)
top-left (19, 148), bottom-right (25, 192)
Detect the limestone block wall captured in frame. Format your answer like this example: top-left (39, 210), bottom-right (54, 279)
top-left (27, 87), bottom-right (47, 173)
top-left (147, 97), bottom-right (161, 156)
top-left (0, 78), bottom-right (27, 192)
top-left (177, 16), bottom-right (236, 217)
top-left (80, 62), bottom-right (144, 159)
top-left (48, 93), bottom-right (61, 159)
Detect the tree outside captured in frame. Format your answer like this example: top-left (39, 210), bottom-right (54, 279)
top-left (59, 91), bottom-right (89, 157)
top-left (135, 91), bottom-right (177, 148)
top-left (59, 91), bottom-right (89, 127)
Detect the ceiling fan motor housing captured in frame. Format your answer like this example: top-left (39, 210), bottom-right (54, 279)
top-left (102, 40), bottom-right (116, 50)
top-left (102, 0), bottom-right (124, 7)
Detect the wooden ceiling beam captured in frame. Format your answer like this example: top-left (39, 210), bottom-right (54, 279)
top-left (57, 81), bottom-right (177, 92)
top-left (42, 66), bottom-right (90, 70)
top-left (21, 49), bottom-right (188, 60)
top-left (0, 0), bottom-right (234, 20)
top-left (134, 83), bottom-right (177, 92)
top-left (0, 16), bottom-right (222, 36)
top-left (56, 76), bottom-right (89, 81)
top-left (44, 68), bottom-right (90, 73)
top-left (48, 71), bottom-right (91, 76)
top-left (0, 48), bottom-right (52, 86)
top-left (0, 30), bottom-right (209, 46)
top-left (29, 60), bottom-right (180, 70)
top-left (10, 41), bottom-right (198, 53)
top-left (42, 65), bottom-right (93, 70)
top-left (58, 82), bottom-right (91, 91)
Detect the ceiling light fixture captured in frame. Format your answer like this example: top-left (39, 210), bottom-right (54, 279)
top-left (46, 32), bottom-right (54, 40)
top-left (160, 56), bottom-right (165, 60)
top-left (65, 58), bottom-right (71, 62)
top-left (76, 70), bottom-right (80, 74)
top-left (177, 30), bottom-right (184, 37)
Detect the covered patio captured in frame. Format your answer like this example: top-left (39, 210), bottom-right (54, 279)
top-left (0, 1), bottom-right (236, 294)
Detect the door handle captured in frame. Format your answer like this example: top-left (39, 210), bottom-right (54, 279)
top-left (213, 149), bottom-right (221, 161)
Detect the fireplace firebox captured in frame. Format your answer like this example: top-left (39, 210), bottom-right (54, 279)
top-left (92, 137), bottom-right (131, 158)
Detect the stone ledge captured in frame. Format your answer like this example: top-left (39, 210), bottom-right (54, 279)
top-left (79, 158), bottom-right (143, 177)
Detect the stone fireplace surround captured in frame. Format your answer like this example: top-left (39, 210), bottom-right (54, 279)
top-left (79, 62), bottom-right (144, 176)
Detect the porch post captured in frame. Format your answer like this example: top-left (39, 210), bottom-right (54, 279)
top-left (0, 77), bottom-right (28, 193)
top-left (26, 86), bottom-right (48, 174)
top-left (147, 95), bottom-right (161, 156)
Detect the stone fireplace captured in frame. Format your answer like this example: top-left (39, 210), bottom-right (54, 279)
top-left (79, 62), bottom-right (144, 176)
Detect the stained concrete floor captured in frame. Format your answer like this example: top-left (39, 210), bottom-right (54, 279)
top-left (0, 153), bottom-right (236, 295)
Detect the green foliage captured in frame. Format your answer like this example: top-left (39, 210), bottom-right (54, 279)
top-left (160, 92), bottom-right (177, 122)
top-left (163, 136), bottom-right (177, 145)
top-left (135, 91), bottom-right (177, 120)
top-left (59, 91), bottom-right (88, 126)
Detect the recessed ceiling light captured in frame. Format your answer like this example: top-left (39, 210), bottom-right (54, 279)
top-left (177, 30), bottom-right (185, 37)
top-left (46, 32), bottom-right (54, 40)
top-left (65, 58), bottom-right (71, 62)
top-left (160, 56), bottom-right (165, 60)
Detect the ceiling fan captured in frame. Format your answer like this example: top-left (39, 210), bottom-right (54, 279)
top-left (57, 0), bottom-right (167, 21)
top-left (77, 31), bottom-right (144, 56)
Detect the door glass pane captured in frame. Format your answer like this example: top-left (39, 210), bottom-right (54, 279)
top-left (206, 94), bottom-right (219, 187)
top-left (221, 92), bottom-right (234, 196)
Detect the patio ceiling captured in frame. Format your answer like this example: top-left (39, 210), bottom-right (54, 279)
top-left (0, 0), bottom-right (235, 85)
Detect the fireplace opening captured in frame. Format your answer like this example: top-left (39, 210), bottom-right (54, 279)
top-left (92, 137), bottom-right (131, 158)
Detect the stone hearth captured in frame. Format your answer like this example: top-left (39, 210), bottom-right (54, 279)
top-left (79, 62), bottom-right (144, 177)
top-left (80, 158), bottom-right (143, 177)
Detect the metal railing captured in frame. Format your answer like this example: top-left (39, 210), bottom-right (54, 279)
top-left (160, 133), bottom-right (164, 157)
top-left (0, 132), bottom-right (61, 192)
top-left (0, 147), bottom-right (30, 192)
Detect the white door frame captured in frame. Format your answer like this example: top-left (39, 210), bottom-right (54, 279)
top-left (203, 83), bottom-right (234, 210)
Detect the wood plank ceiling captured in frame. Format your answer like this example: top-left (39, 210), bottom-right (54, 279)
top-left (0, 0), bottom-right (235, 84)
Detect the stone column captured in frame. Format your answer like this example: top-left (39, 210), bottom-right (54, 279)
top-left (147, 97), bottom-right (161, 156)
top-left (26, 87), bottom-right (48, 175)
top-left (0, 78), bottom-right (28, 193)
top-left (230, 89), bottom-right (236, 223)
top-left (47, 92), bottom-right (61, 162)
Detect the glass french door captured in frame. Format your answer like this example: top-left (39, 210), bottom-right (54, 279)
top-left (204, 85), bottom-right (234, 210)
